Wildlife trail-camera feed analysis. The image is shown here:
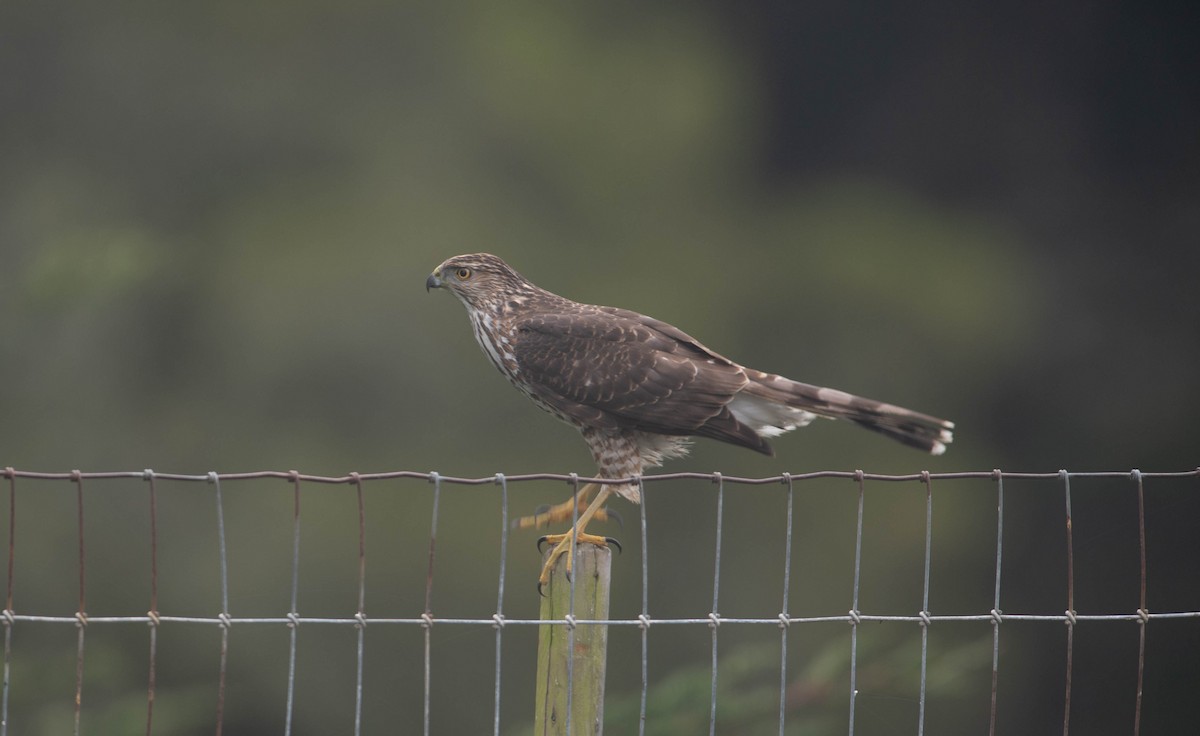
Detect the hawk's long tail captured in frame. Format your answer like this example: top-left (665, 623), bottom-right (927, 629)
top-left (735, 369), bottom-right (955, 455)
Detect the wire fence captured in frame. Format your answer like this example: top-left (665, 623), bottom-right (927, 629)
top-left (1, 466), bottom-right (1198, 735)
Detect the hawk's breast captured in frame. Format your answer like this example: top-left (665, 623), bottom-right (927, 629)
top-left (470, 311), bottom-right (517, 375)
top-left (469, 307), bottom-right (576, 424)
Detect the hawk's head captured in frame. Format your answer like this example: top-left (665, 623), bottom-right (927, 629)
top-left (426, 253), bottom-right (537, 310)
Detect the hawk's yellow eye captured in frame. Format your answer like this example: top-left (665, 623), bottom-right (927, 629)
top-left (455, 267), bottom-right (472, 280)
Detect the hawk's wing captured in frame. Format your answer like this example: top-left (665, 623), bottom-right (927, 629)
top-left (510, 307), bottom-right (773, 454)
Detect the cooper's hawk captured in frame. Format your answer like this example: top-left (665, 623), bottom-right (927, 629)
top-left (426, 253), bottom-right (954, 590)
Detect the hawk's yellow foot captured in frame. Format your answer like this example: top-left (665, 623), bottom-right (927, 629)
top-left (514, 483), bottom-right (620, 530)
top-left (535, 487), bottom-right (618, 595)
top-left (536, 530), bottom-right (616, 594)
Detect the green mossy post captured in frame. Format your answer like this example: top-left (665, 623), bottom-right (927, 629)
top-left (534, 543), bottom-right (612, 736)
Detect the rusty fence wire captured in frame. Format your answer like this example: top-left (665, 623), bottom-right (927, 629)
top-left (1, 467), bottom-right (1198, 735)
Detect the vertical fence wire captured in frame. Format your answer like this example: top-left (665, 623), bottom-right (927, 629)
top-left (917, 472), bottom-right (933, 736)
top-left (708, 473), bottom-right (725, 736)
top-left (777, 473), bottom-right (795, 736)
top-left (71, 470), bottom-right (86, 736)
top-left (638, 476), bottom-right (650, 736)
top-left (1132, 469), bottom-right (1147, 736)
top-left (1, 469), bottom-right (15, 736)
top-left (210, 471), bottom-right (231, 736)
top-left (564, 474), bottom-right (581, 736)
top-left (352, 473), bottom-right (367, 736)
top-left (1, 469), bottom-right (14, 736)
top-left (492, 473), bottom-right (509, 736)
top-left (987, 470), bottom-right (1005, 736)
top-left (284, 472), bottom-right (302, 736)
top-left (423, 472), bottom-right (441, 736)
top-left (1061, 470), bottom-right (1075, 736)
top-left (144, 470), bottom-right (159, 736)
top-left (847, 471), bottom-right (866, 736)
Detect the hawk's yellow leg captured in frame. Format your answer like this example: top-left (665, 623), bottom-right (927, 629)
top-left (515, 483), bottom-right (614, 529)
top-left (537, 486), bottom-right (616, 594)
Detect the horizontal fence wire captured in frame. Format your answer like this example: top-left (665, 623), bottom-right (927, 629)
top-left (1, 466), bottom-right (1198, 736)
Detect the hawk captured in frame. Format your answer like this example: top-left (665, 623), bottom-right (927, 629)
top-left (426, 253), bottom-right (954, 590)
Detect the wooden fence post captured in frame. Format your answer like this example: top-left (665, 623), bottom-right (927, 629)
top-left (534, 543), bottom-right (612, 736)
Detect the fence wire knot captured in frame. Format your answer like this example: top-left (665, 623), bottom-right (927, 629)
top-left (637, 614), bottom-right (651, 630)
top-left (919, 610), bottom-right (932, 627)
top-left (563, 614), bottom-right (577, 631)
top-left (420, 612), bottom-right (434, 630)
top-left (146, 610), bottom-right (160, 628)
top-left (75, 611), bottom-right (88, 628)
top-left (1064, 609), bottom-right (1078, 626)
top-left (286, 612), bottom-right (300, 629)
top-left (354, 612), bottom-right (367, 629)
top-left (707, 612), bottom-right (721, 629)
top-left (848, 609), bottom-right (862, 625)
top-left (491, 613), bottom-right (505, 630)
top-left (142, 468), bottom-right (155, 481)
top-left (777, 613), bottom-right (791, 629)
top-left (1, 609), bottom-right (14, 627)
top-left (1137, 608), bottom-right (1150, 625)
top-left (217, 613), bottom-right (232, 629)
top-left (990, 608), bottom-right (1004, 625)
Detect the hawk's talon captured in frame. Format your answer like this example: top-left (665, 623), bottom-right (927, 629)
top-left (537, 535), bottom-right (552, 554)
top-left (605, 508), bottom-right (624, 529)
top-left (605, 537), bottom-right (623, 554)
top-left (535, 522), bottom-right (615, 595)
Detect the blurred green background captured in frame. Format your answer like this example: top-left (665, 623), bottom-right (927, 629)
top-left (2, 1), bottom-right (1198, 734)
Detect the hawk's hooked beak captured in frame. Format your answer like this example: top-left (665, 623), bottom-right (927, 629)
top-left (425, 270), bottom-right (443, 292)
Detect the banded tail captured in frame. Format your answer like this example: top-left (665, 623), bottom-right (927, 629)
top-left (729, 369), bottom-right (955, 456)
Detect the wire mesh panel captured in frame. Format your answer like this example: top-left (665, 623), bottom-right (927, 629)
top-left (0, 467), bottom-right (1197, 735)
